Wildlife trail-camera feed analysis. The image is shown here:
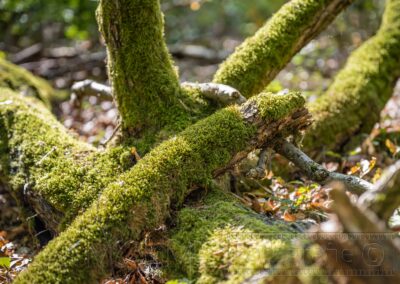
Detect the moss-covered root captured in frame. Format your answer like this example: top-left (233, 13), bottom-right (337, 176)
top-left (303, 0), bottom-right (400, 152)
top-left (0, 89), bottom-right (131, 231)
top-left (213, 0), bottom-right (353, 98)
top-left (96, 0), bottom-right (184, 135)
top-left (167, 190), bottom-right (306, 284)
top-left (14, 92), bottom-right (307, 283)
top-left (0, 58), bottom-right (54, 107)
top-left (169, 190), bottom-right (329, 284)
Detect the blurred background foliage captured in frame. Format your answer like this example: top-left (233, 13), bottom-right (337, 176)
top-left (0, 0), bottom-right (387, 93)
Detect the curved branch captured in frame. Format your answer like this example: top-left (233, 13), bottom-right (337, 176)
top-left (213, 0), bottom-right (353, 97)
top-left (274, 138), bottom-right (373, 194)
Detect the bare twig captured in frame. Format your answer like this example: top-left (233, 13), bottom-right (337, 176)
top-left (274, 138), bottom-right (373, 194)
top-left (181, 82), bottom-right (246, 105)
top-left (100, 123), bottom-right (121, 147)
top-left (71, 79), bottom-right (112, 102)
top-left (246, 148), bottom-right (269, 179)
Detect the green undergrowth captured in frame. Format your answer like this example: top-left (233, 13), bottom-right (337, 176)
top-left (165, 189), bottom-right (328, 283)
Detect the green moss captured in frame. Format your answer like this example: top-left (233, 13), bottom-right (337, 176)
top-left (0, 89), bottom-right (132, 230)
top-left (14, 92), bottom-right (305, 283)
top-left (167, 190), bottom-right (296, 283)
top-left (248, 91), bottom-right (305, 121)
top-left (303, 0), bottom-right (400, 152)
top-left (213, 0), bottom-right (349, 98)
top-left (96, 0), bottom-right (188, 135)
top-left (0, 58), bottom-right (54, 108)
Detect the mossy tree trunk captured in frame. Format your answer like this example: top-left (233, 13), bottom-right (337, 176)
top-left (96, 0), bottom-right (184, 137)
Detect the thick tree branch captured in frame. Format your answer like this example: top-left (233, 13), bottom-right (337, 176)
top-left (14, 92), bottom-right (309, 283)
top-left (213, 0), bottom-right (353, 97)
top-left (0, 57), bottom-right (54, 108)
top-left (304, 0), bottom-right (400, 152)
top-left (274, 138), bottom-right (373, 194)
top-left (0, 88), bottom-right (137, 233)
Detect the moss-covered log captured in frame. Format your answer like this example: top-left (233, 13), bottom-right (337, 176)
top-left (166, 189), bottom-right (323, 284)
top-left (303, 0), bottom-right (400, 152)
top-left (14, 92), bottom-right (309, 283)
top-left (213, 0), bottom-right (353, 97)
top-left (96, 0), bottom-right (186, 135)
top-left (0, 88), bottom-right (138, 232)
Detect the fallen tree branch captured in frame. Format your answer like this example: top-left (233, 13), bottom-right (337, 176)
top-left (181, 82), bottom-right (246, 106)
top-left (274, 138), bottom-right (374, 195)
top-left (14, 91), bottom-right (310, 283)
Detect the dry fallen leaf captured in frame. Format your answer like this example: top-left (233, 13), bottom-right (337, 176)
top-left (385, 139), bottom-right (399, 156)
top-left (283, 211), bottom-right (297, 222)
